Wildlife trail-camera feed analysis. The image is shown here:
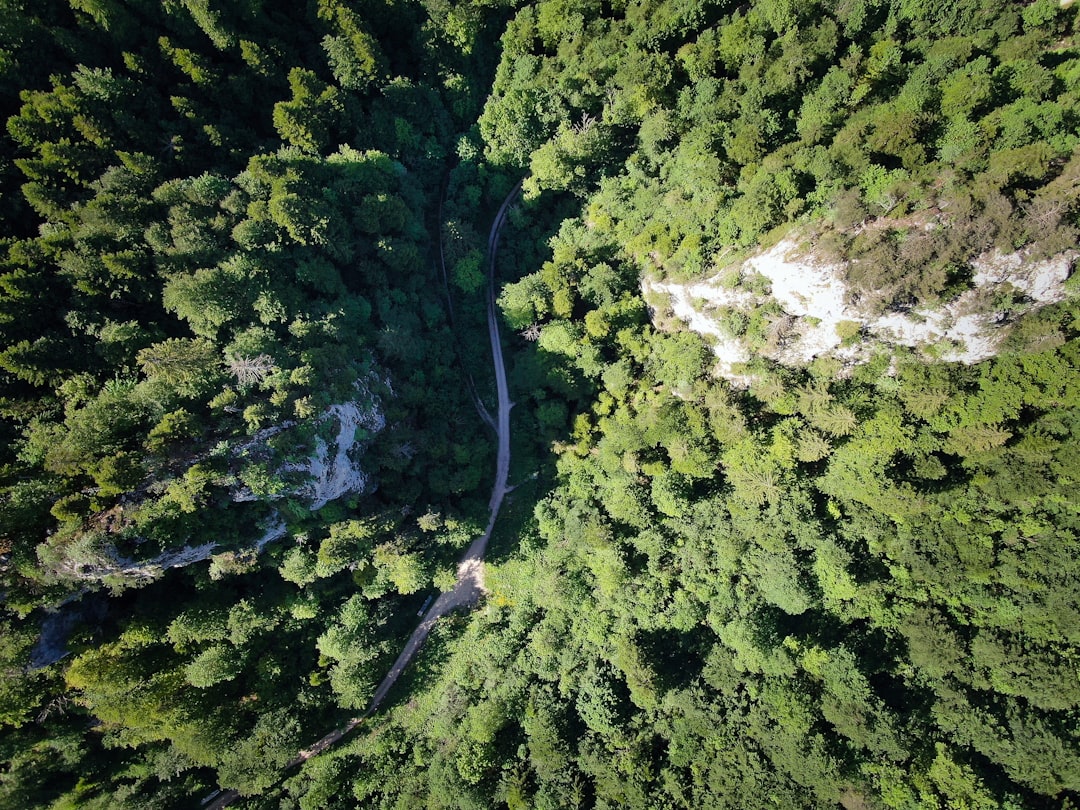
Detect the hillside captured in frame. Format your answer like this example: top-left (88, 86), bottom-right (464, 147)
top-left (646, 235), bottom-right (1076, 383)
top-left (2, 1), bottom-right (1080, 809)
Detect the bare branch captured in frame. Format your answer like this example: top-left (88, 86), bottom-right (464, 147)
top-left (228, 354), bottom-right (275, 387)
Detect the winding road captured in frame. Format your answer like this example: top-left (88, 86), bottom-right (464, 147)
top-left (205, 180), bottom-right (522, 810)
top-left (365, 177), bottom-right (522, 711)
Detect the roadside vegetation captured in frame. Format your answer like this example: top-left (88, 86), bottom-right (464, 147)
top-left (1, 1), bottom-right (1079, 808)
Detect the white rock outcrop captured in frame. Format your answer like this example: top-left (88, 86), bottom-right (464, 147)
top-left (53, 520), bottom-right (291, 584)
top-left (55, 373), bottom-right (386, 588)
top-left (232, 382), bottom-right (386, 508)
top-left (648, 237), bottom-right (1075, 384)
top-left (285, 400), bottom-right (386, 510)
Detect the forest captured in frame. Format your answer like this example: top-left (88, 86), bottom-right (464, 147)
top-left (0, 0), bottom-right (1079, 808)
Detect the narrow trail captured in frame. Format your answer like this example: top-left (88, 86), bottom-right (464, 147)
top-left (205, 180), bottom-right (523, 810)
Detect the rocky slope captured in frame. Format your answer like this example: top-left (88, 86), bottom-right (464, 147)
top-left (646, 236), bottom-right (1076, 384)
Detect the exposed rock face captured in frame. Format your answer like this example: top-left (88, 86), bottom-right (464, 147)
top-left (647, 237), bottom-right (1076, 384)
top-left (232, 389), bottom-right (385, 508)
top-left (50, 517), bottom-right (289, 587)
top-left (30, 593), bottom-right (108, 669)
top-left (286, 400), bottom-right (386, 510)
top-left (52, 376), bottom-right (385, 587)
top-left (53, 540), bottom-right (219, 585)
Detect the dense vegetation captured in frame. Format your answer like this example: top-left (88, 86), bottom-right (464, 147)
top-left (0, 0), bottom-right (519, 804)
top-left (1, 0), bottom-right (1079, 808)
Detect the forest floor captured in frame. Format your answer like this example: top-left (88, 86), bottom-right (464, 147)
top-left (205, 181), bottom-right (523, 810)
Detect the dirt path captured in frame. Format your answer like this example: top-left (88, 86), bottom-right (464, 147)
top-left (366, 177), bottom-right (522, 711)
top-left (204, 180), bottom-right (522, 810)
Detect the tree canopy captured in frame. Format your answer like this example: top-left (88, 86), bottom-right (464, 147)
top-left (1, 0), bottom-right (1080, 808)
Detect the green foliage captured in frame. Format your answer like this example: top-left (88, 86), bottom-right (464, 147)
top-left (184, 644), bottom-right (242, 688)
top-left (0, 0), bottom-right (509, 803)
top-left (216, 709), bottom-right (302, 796)
top-left (137, 338), bottom-right (220, 397)
top-left (272, 68), bottom-right (344, 154)
top-left (4, 1), bottom-right (1080, 808)
top-left (372, 542), bottom-right (430, 595)
top-left (321, 16), bottom-right (385, 92)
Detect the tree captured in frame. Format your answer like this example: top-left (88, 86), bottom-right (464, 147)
top-left (217, 709), bottom-right (302, 795)
top-left (185, 644), bottom-right (243, 688)
top-left (322, 16), bottom-right (385, 91)
top-left (372, 543), bottom-right (429, 595)
top-left (272, 68), bottom-right (344, 154)
top-left (526, 116), bottom-right (614, 197)
top-left (137, 337), bottom-right (220, 397)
